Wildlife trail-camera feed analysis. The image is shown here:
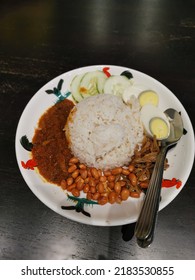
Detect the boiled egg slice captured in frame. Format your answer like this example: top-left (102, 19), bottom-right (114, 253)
top-left (122, 84), bottom-right (146, 103)
top-left (140, 104), bottom-right (170, 140)
top-left (138, 90), bottom-right (159, 107)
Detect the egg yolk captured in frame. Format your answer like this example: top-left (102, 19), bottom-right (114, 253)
top-left (149, 117), bottom-right (169, 140)
top-left (138, 90), bottom-right (159, 107)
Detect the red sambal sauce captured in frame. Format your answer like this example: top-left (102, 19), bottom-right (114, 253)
top-left (32, 99), bottom-right (74, 185)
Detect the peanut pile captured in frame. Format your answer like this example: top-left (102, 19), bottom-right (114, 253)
top-left (60, 157), bottom-right (147, 205)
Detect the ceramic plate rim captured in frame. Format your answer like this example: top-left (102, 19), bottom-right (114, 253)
top-left (15, 65), bottom-right (195, 226)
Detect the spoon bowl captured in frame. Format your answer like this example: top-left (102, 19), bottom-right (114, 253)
top-left (164, 108), bottom-right (184, 144)
top-left (135, 108), bottom-right (184, 248)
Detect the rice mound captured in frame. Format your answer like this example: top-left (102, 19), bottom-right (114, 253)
top-left (65, 94), bottom-right (144, 170)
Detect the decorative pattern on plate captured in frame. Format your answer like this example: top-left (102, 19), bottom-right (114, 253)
top-left (20, 135), bottom-right (33, 151)
top-left (61, 195), bottom-right (98, 217)
top-left (45, 78), bottom-right (71, 103)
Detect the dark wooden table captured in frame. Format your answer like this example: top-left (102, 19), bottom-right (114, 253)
top-left (0, 0), bottom-right (195, 260)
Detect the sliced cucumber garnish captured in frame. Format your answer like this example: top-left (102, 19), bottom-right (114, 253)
top-left (80, 77), bottom-right (98, 98)
top-left (95, 71), bottom-right (108, 93)
top-left (70, 73), bottom-right (85, 102)
top-left (104, 75), bottom-right (132, 96)
top-left (80, 71), bottom-right (107, 98)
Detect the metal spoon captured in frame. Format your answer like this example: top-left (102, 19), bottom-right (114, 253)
top-left (134, 108), bottom-right (184, 248)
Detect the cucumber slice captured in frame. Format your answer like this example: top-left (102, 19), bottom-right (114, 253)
top-left (80, 71), bottom-right (107, 97)
top-left (70, 73), bottom-right (85, 102)
top-left (96, 71), bottom-right (108, 93)
top-left (104, 75), bottom-right (132, 96)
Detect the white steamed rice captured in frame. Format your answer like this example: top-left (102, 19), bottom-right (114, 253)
top-left (65, 94), bottom-right (144, 170)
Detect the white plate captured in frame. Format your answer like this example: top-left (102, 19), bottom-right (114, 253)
top-left (15, 65), bottom-right (195, 226)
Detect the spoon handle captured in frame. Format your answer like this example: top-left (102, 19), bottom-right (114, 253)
top-left (135, 146), bottom-right (168, 244)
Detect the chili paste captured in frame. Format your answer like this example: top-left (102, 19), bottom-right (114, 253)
top-left (32, 99), bottom-right (74, 185)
